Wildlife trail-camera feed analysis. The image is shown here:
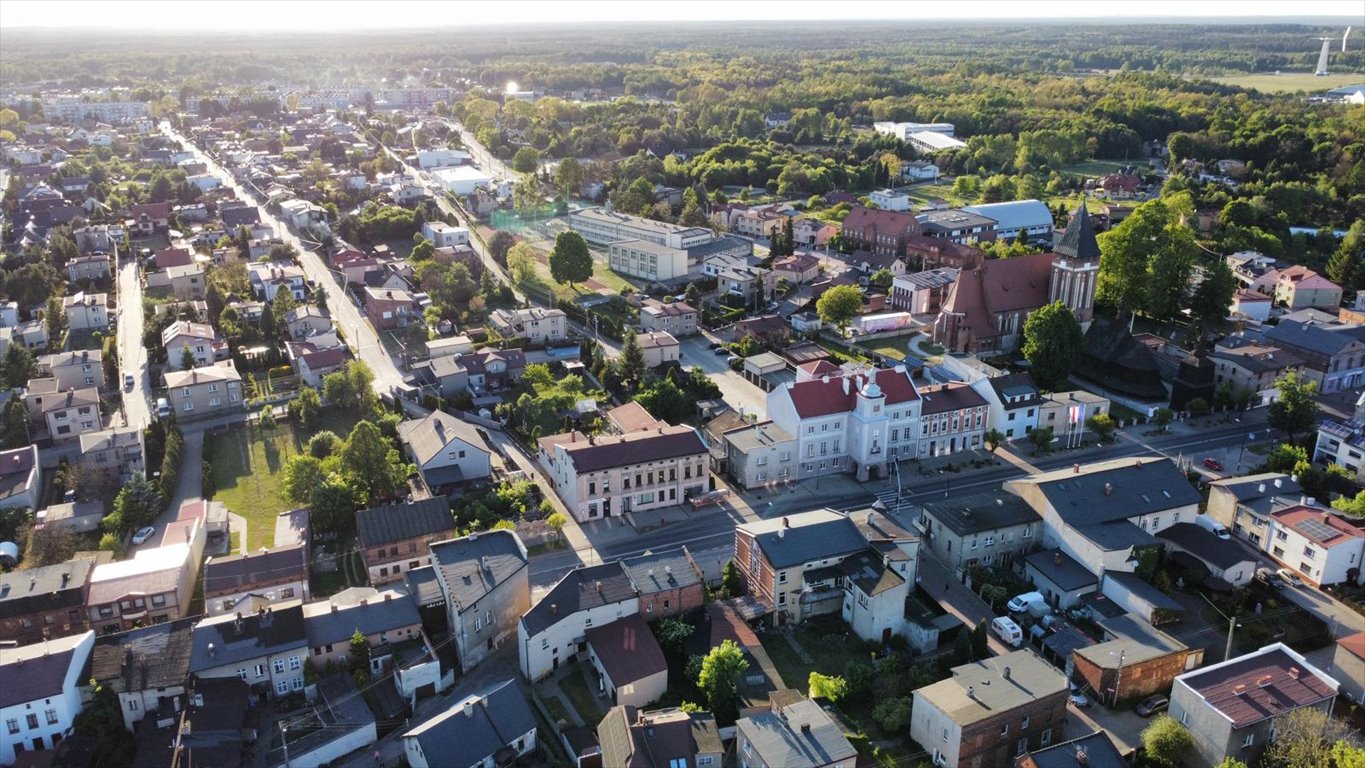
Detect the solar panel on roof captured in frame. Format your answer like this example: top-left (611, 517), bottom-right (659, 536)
top-left (1295, 518), bottom-right (1341, 542)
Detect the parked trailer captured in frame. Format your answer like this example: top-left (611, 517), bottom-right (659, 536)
top-left (690, 489), bottom-right (731, 508)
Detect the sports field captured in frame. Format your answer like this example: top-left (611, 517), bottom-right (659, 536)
top-left (1208, 72), bottom-right (1364, 94)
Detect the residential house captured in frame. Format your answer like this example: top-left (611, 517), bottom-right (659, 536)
top-left (283, 305), bottom-right (333, 339)
top-left (419, 221), bottom-right (469, 248)
top-left (409, 353), bottom-right (470, 399)
top-left (1156, 523), bottom-right (1257, 587)
top-left (597, 706), bottom-right (724, 768)
top-left (0, 445), bottom-right (41, 512)
top-left (621, 547), bottom-right (706, 620)
top-left (736, 694), bottom-right (858, 768)
top-left (1332, 631), bottom-right (1365, 705)
top-left (1230, 289), bottom-right (1273, 322)
top-left (78, 426), bottom-right (145, 481)
top-left (840, 206), bottom-right (921, 258)
top-left (848, 249), bottom-right (910, 277)
top-left (248, 261), bottom-right (307, 302)
top-left (902, 160), bottom-right (941, 181)
top-left (66, 253), bottom-right (112, 283)
top-left (1262, 319), bottom-right (1365, 394)
top-left (1035, 390), bottom-right (1110, 438)
top-left (1072, 614), bottom-right (1201, 707)
top-left (1204, 473), bottom-right (1302, 548)
top-left (364, 287), bottom-right (418, 330)
top-left (1169, 643), bottom-right (1337, 768)
top-left (1316, 417), bottom-right (1365, 481)
top-left (161, 320), bottom-right (229, 368)
top-left (869, 188), bottom-right (911, 212)
top-left (961, 200), bottom-right (1053, 243)
top-left (62, 292), bottom-right (108, 332)
top-left (1022, 549), bottom-right (1098, 610)
top-left (302, 587), bottom-right (422, 669)
top-left (917, 382), bottom-right (988, 458)
top-left (639, 299), bottom-right (698, 337)
top-left (41, 387), bottom-right (102, 442)
top-left (88, 526), bottom-right (204, 632)
top-left (934, 206), bottom-right (1099, 354)
top-left (765, 364), bottom-right (923, 481)
top-left (203, 544), bottom-right (309, 616)
top-left (0, 557), bottom-right (94, 645)
top-left (1273, 266), bottom-right (1342, 310)
top-left (402, 680), bottom-right (537, 768)
top-left (397, 410), bottom-right (494, 492)
top-left (166, 263), bottom-right (207, 300)
top-left (429, 531), bottom-right (530, 674)
top-left (537, 425), bottom-right (710, 522)
top-left (518, 561), bottom-right (639, 681)
top-left (0, 630), bottom-right (96, 766)
top-left (38, 349), bottom-right (105, 391)
top-left (130, 202), bottom-right (170, 234)
top-left (1208, 339), bottom-right (1304, 406)
top-left (586, 615), bottom-right (669, 708)
top-left (89, 619), bottom-right (196, 732)
top-left (793, 218), bottom-right (837, 249)
top-left (220, 204), bottom-right (261, 230)
top-left (1004, 457), bottom-right (1201, 577)
top-left (733, 314), bottom-right (792, 347)
top-left (152, 247), bottom-right (195, 270)
top-left (12, 318), bottom-right (49, 351)
top-left (1262, 505), bottom-right (1365, 587)
top-left (291, 345), bottom-right (352, 388)
top-left (717, 265), bottom-right (776, 306)
top-left (34, 500), bottom-right (103, 535)
top-left (1015, 731), bottom-right (1128, 768)
top-left (890, 268), bottom-right (959, 314)
top-left (163, 363), bottom-right (244, 419)
top-left (356, 497), bottom-right (456, 585)
top-left (639, 331), bottom-right (680, 368)
top-left (910, 650), bottom-right (1069, 768)
top-left (459, 347), bottom-right (527, 393)
top-left (771, 253), bottom-right (822, 285)
top-left (733, 508), bottom-right (919, 639)
top-left (188, 601), bottom-right (310, 699)
top-left (724, 421), bottom-right (798, 489)
top-left (919, 492), bottom-right (1041, 573)
top-left (486, 307), bottom-right (567, 345)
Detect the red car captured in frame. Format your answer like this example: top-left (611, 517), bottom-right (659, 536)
top-left (1203, 457), bottom-right (1224, 471)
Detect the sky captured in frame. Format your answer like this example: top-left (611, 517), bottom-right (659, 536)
top-left (0, 0), bottom-right (1361, 31)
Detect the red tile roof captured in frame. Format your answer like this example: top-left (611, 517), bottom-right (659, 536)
top-left (938, 253), bottom-right (1055, 341)
top-left (784, 367), bottom-right (920, 419)
top-left (155, 247), bottom-right (195, 268)
top-left (1339, 631), bottom-right (1365, 662)
top-left (1182, 645), bottom-right (1336, 727)
top-left (842, 205), bottom-right (920, 238)
top-left (131, 202), bottom-right (171, 219)
top-left (1270, 505), bottom-right (1365, 546)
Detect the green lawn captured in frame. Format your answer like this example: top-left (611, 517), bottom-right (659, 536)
top-left (541, 694), bottom-right (573, 726)
top-left (1208, 71), bottom-right (1365, 94)
top-left (557, 664), bottom-right (606, 725)
top-left (903, 184), bottom-right (966, 208)
top-left (1057, 159), bottom-right (1137, 177)
top-left (857, 333), bottom-right (920, 361)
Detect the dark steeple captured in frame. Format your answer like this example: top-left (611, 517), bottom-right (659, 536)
top-left (1055, 204), bottom-right (1101, 262)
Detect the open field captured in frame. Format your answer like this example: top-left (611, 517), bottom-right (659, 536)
top-left (1057, 159), bottom-right (1139, 177)
top-left (1208, 72), bottom-right (1365, 94)
top-left (857, 332), bottom-right (919, 361)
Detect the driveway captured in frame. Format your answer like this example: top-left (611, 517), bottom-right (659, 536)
top-left (128, 429), bottom-right (202, 556)
top-left (678, 332), bottom-right (768, 420)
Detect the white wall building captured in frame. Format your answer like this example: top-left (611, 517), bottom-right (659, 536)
top-left (420, 221), bottom-right (470, 248)
top-left (517, 563), bottom-right (640, 681)
top-left (869, 189), bottom-right (910, 212)
top-left (0, 630), bottom-right (95, 765)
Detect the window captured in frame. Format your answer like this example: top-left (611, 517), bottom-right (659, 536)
top-left (942, 728), bottom-right (949, 743)
top-left (1041, 728), bottom-right (1052, 746)
top-left (254, 664), bottom-right (266, 678)
top-left (292, 677), bottom-right (304, 691)
top-left (237, 669), bottom-right (247, 680)
top-left (779, 571), bottom-right (788, 584)
top-left (276, 680), bottom-right (288, 695)
top-left (1180, 710), bottom-right (1189, 725)
top-left (26, 714), bottom-right (38, 730)
top-left (1001, 724), bottom-right (1009, 736)
top-left (1021, 717), bottom-right (1029, 730)
top-left (289, 656), bottom-right (301, 670)
top-left (128, 700), bottom-right (139, 711)
top-left (44, 710), bottom-right (57, 725)
top-left (1303, 546), bottom-right (1316, 560)
top-left (1242, 734), bottom-right (1254, 749)
top-left (1017, 738), bottom-right (1028, 756)
top-left (151, 594), bottom-right (165, 607)
top-left (1276, 530), bottom-right (1289, 542)
top-left (6, 719), bottom-right (17, 735)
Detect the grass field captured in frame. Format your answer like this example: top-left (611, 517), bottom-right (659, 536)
top-left (1208, 72), bottom-right (1365, 94)
top-left (557, 664), bottom-right (606, 725)
top-left (857, 332), bottom-right (919, 361)
top-left (1057, 159), bottom-right (1139, 177)
top-left (903, 184), bottom-right (966, 208)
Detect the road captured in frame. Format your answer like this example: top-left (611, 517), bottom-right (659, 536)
top-left (162, 122), bottom-right (406, 394)
top-left (115, 255), bottom-right (151, 429)
top-left (445, 120), bottom-right (518, 181)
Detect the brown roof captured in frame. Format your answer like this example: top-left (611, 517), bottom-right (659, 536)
top-left (585, 614), bottom-right (667, 686)
top-left (1181, 645), bottom-right (1336, 727)
top-left (1270, 506), bottom-right (1365, 546)
top-left (203, 544), bottom-right (307, 597)
top-left (920, 382), bottom-right (989, 415)
top-left (558, 426), bottom-right (707, 473)
top-left (939, 253), bottom-right (1054, 339)
top-left (154, 247), bottom-right (194, 268)
top-left (842, 205), bottom-right (919, 237)
top-left (783, 367), bottom-right (920, 419)
top-left (605, 402), bottom-right (665, 434)
top-left (904, 235), bottom-right (985, 268)
top-left (1338, 631), bottom-right (1365, 662)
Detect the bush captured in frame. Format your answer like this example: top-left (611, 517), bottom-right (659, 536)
top-left (201, 460), bottom-right (215, 498)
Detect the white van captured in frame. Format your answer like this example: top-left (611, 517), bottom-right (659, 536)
top-left (1007, 591), bottom-right (1049, 617)
top-left (1194, 514), bottom-right (1231, 540)
top-left (991, 616), bottom-right (1023, 648)
top-left (156, 397), bottom-right (171, 419)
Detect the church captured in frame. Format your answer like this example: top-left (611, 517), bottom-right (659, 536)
top-left (932, 206), bottom-right (1101, 354)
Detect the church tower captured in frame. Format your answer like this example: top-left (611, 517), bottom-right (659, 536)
top-left (1049, 205), bottom-right (1101, 327)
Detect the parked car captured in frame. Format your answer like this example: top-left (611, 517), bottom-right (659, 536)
top-left (1202, 457), bottom-right (1223, 471)
top-left (1276, 568), bottom-right (1303, 587)
top-left (1257, 568), bottom-right (1287, 590)
top-left (124, 373), bottom-right (135, 390)
top-left (1068, 684), bottom-right (1090, 708)
top-left (1134, 695), bottom-right (1169, 717)
top-left (1006, 591), bottom-right (1047, 615)
top-left (156, 398), bottom-right (171, 419)
top-left (131, 526), bottom-right (156, 545)
top-left (713, 346), bottom-right (729, 355)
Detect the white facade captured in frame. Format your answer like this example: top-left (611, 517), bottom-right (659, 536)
top-left (608, 239), bottom-right (690, 282)
top-left (569, 208), bottom-right (713, 249)
top-left (0, 631), bottom-right (95, 766)
top-left (869, 189), bottom-right (910, 212)
top-left (518, 596), bottom-right (639, 682)
top-left (432, 166), bottom-right (493, 195)
top-left (1263, 506), bottom-right (1365, 587)
top-left (421, 221), bottom-right (470, 248)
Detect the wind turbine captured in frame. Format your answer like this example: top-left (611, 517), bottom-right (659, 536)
top-left (1313, 36), bottom-right (1334, 76)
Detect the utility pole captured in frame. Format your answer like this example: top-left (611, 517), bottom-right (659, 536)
top-left (1112, 648), bottom-right (1126, 707)
top-left (280, 723), bottom-right (290, 768)
top-left (1224, 613), bottom-right (1238, 661)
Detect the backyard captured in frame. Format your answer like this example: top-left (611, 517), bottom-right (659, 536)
top-left (855, 332), bottom-right (920, 362)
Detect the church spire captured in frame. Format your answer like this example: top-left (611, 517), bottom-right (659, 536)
top-left (1055, 204), bottom-right (1100, 262)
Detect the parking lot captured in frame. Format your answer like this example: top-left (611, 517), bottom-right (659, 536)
top-left (678, 332), bottom-right (770, 419)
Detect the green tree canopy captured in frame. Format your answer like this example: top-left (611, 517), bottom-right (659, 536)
top-left (549, 230), bottom-right (592, 286)
top-left (816, 284), bottom-right (863, 331)
top-left (512, 146), bottom-right (541, 173)
top-left (808, 672), bottom-right (848, 702)
top-left (1141, 715), bottom-right (1194, 768)
top-left (341, 420), bottom-right (408, 502)
top-left (1267, 371), bottom-right (1318, 442)
top-left (1022, 301), bottom-right (1083, 390)
top-left (697, 639), bottom-right (749, 726)
top-left (618, 328), bottom-right (648, 393)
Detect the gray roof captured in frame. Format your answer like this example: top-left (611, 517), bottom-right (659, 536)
top-left (1157, 523), bottom-right (1255, 570)
top-left (0, 556), bottom-right (94, 618)
top-left (621, 548), bottom-right (703, 596)
top-left (921, 492), bottom-right (1039, 536)
top-left (203, 544), bottom-right (307, 596)
top-left (1076, 614), bottom-right (1188, 668)
top-left (303, 589), bottom-right (421, 647)
top-left (92, 617), bottom-right (197, 693)
top-left (403, 679), bottom-right (536, 767)
top-left (355, 497), bottom-right (454, 550)
top-left (986, 372), bottom-right (1039, 409)
top-left (913, 650), bottom-right (1068, 726)
top-left (1023, 731), bottom-right (1127, 768)
top-left (189, 602), bottom-right (308, 673)
top-left (1103, 571), bottom-right (1183, 612)
top-left (738, 509), bottom-right (869, 569)
top-left (1265, 320), bottom-right (1365, 357)
top-left (1074, 520), bottom-right (1158, 552)
top-left (559, 426), bottom-right (707, 473)
top-left (397, 410), bottom-right (489, 466)
top-left (738, 698), bottom-right (857, 768)
top-left (403, 565), bottom-right (444, 608)
top-left (1024, 549), bottom-right (1096, 592)
top-left (429, 531), bottom-right (528, 615)
top-left (521, 562), bottom-right (637, 638)
top-left (1210, 472), bottom-right (1301, 501)
top-left (0, 631), bottom-right (92, 708)
top-left (1022, 457), bottom-right (1200, 526)
top-left (1053, 204), bottom-right (1101, 261)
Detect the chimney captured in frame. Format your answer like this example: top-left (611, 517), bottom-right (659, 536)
top-left (481, 555), bottom-right (489, 571)
top-left (1274, 478), bottom-right (1282, 488)
top-left (1258, 483), bottom-right (1266, 493)
top-left (1073, 463), bottom-right (1080, 474)
top-left (1003, 666), bottom-right (1011, 680)
top-left (595, 581), bottom-right (603, 593)
top-left (967, 686), bottom-right (975, 699)
top-left (207, 642), bottom-right (216, 658)
top-left (1075, 747), bottom-right (1088, 765)
top-left (550, 603), bottom-right (558, 615)
top-left (384, 592), bottom-right (392, 602)
top-left (1288, 667), bottom-right (1300, 679)
top-left (783, 517), bottom-right (790, 528)
top-left (1053, 551), bottom-right (1062, 566)
top-left (842, 376), bottom-right (850, 395)
top-left (800, 722), bottom-right (812, 734)
top-left (1135, 459), bottom-right (1143, 468)
top-left (1104, 483), bottom-right (1113, 496)
top-left (331, 603), bottom-right (338, 613)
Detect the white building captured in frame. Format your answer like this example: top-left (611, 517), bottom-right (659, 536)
top-left (569, 207), bottom-right (714, 249)
top-left (608, 238), bottom-right (690, 282)
top-left (869, 189), bottom-right (910, 212)
top-left (42, 99), bottom-right (149, 123)
top-left (62, 292), bottom-right (109, 332)
top-left (873, 121), bottom-right (957, 139)
top-left (518, 562), bottom-right (639, 681)
top-left (1262, 505), bottom-right (1365, 587)
top-left (403, 680), bottom-right (537, 768)
top-left (765, 364), bottom-right (924, 482)
top-left (537, 426), bottom-right (710, 522)
top-left (0, 630), bottom-right (96, 765)
top-left (420, 221), bottom-right (470, 249)
top-left (415, 148), bottom-right (471, 169)
top-left (961, 200), bottom-right (1054, 242)
top-left (432, 166), bottom-right (493, 195)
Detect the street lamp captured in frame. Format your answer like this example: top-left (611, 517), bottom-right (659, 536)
top-left (1199, 591), bottom-right (1243, 661)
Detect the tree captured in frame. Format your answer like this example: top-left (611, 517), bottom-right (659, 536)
top-left (1141, 715), bottom-right (1194, 768)
top-left (109, 473), bottom-right (162, 534)
top-left (1022, 301), bottom-right (1083, 390)
top-left (1213, 759), bottom-right (1249, 768)
top-left (654, 617), bottom-right (695, 656)
top-left (1097, 198), bottom-right (1194, 318)
top-left (259, 405), bottom-right (276, 430)
top-left (546, 511), bottom-right (568, 537)
top-left (1086, 413), bottom-right (1117, 443)
top-left (1262, 706), bottom-right (1356, 768)
top-left (808, 672), bottom-right (848, 702)
top-left (618, 329), bottom-right (647, 393)
top-left (971, 620), bottom-right (989, 660)
top-left (74, 681), bottom-right (134, 767)
top-left (1028, 427), bottom-right (1054, 454)
top-left (1326, 219), bottom-right (1364, 290)
top-left (1186, 397), bottom-right (1211, 417)
top-left (685, 283), bottom-right (701, 304)
top-left (721, 559), bottom-right (744, 598)
top-left (282, 455), bottom-right (326, 505)
top-left (310, 474), bottom-right (358, 534)
top-left (1267, 371), bottom-right (1318, 442)
top-left (548, 231), bottom-right (592, 287)
top-left (0, 398), bottom-right (31, 449)
top-left (816, 284), bottom-right (863, 333)
top-left (341, 421), bottom-right (408, 501)
top-left (1, 344), bottom-right (35, 389)
top-left (984, 428), bottom-right (1005, 453)
top-left (348, 628), bottom-right (370, 673)
top-left (1263, 443), bottom-right (1311, 476)
top-left (289, 386), bottom-right (321, 428)
top-left (555, 157), bottom-right (584, 195)
top-left (511, 147), bottom-right (540, 173)
top-left (871, 697), bottom-right (913, 734)
top-left (1153, 407), bottom-right (1174, 432)
top-left (488, 230), bottom-right (516, 267)
top-left (1331, 489), bottom-right (1365, 518)
top-left (1190, 258), bottom-right (1238, 331)
top-left (697, 640), bottom-right (749, 725)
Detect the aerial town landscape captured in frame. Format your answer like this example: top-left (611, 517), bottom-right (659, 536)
top-left (2, 2), bottom-right (1365, 767)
